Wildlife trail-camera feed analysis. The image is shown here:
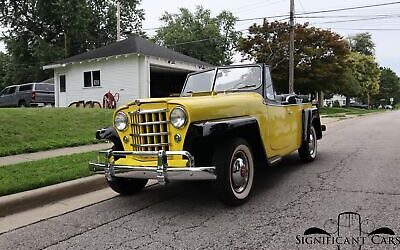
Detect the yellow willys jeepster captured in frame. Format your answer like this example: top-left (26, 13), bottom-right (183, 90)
top-left (89, 64), bottom-right (325, 205)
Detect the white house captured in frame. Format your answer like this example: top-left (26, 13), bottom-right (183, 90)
top-left (43, 36), bottom-right (211, 107)
top-left (324, 94), bottom-right (347, 107)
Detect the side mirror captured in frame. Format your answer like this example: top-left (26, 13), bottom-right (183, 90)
top-left (285, 95), bottom-right (297, 105)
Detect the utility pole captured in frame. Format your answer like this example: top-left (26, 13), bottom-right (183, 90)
top-left (116, 2), bottom-right (121, 41)
top-left (288, 0), bottom-right (295, 94)
top-left (64, 32), bottom-right (67, 58)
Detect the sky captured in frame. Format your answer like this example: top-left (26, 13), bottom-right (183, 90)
top-left (141, 0), bottom-right (400, 75)
top-left (1, 0), bottom-right (399, 75)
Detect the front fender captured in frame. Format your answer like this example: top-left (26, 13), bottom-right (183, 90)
top-left (186, 116), bottom-right (259, 137)
top-left (95, 127), bottom-right (123, 150)
top-left (183, 117), bottom-right (266, 166)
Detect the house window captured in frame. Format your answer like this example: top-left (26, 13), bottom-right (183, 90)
top-left (83, 70), bottom-right (101, 87)
top-left (59, 75), bottom-right (66, 92)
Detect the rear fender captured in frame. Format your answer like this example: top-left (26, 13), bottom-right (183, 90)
top-left (302, 108), bottom-right (324, 143)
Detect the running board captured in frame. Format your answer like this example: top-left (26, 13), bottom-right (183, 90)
top-left (267, 156), bottom-right (282, 166)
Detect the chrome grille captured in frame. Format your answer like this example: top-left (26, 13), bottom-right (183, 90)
top-left (129, 108), bottom-right (169, 151)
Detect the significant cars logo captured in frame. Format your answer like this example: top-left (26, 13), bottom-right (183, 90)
top-left (296, 212), bottom-right (400, 249)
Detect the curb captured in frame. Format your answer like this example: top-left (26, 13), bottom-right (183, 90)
top-left (0, 175), bottom-right (107, 217)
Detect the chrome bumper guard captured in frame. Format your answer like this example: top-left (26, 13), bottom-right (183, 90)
top-left (88, 150), bottom-right (216, 184)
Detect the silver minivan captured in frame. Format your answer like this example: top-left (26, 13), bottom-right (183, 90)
top-left (0, 83), bottom-right (55, 107)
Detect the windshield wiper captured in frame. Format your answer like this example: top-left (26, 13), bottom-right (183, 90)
top-left (225, 83), bottom-right (257, 92)
top-left (237, 84), bottom-right (256, 89)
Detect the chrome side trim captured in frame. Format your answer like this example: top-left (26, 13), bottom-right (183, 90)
top-left (267, 156), bottom-right (282, 166)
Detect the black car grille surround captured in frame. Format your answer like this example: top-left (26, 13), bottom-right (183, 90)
top-left (129, 108), bottom-right (169, 152)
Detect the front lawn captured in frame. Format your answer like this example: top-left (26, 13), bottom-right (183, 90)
top-left (0, 151), bottom-right (97, 196)
top-left (0, 108), bottom-right (113, 157)
top-left (320, 107), bottom-right (381, 117)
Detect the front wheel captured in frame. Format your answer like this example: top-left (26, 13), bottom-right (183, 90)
top-left (107, 177), bottom-right (148, 195)
top-left (213, 138), bottom-right (255, 206)
top-left (298, 125), bottom-right (318, 162)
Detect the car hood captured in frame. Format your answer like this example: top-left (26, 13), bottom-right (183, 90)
top-left (124, 92), bottom-right (265, 123)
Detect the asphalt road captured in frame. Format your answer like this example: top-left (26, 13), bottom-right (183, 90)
top-left (1, 111), bottom-right (400, 250)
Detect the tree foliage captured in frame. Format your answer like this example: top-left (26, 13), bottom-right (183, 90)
top-left (0, 0), bottom-right (144, 84)
top-left (376, 67), bottom-right (400, 104)
top-left (238, 21), bottom-right (350, 94)
top-left (0, 52), bottom-right (11, 89)
top-left (347, 52), bottom-right (380, 106)
top-left (154, 6), bottom-right (241, 66)
top-left (347, 32), bottom-right (375, 56)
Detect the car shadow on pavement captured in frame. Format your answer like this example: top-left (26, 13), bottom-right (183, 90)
top-left (114, 152), bottom-right (314, 211)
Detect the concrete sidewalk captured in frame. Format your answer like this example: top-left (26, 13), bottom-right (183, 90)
top-left (0, 143), bottom-right (111, 167)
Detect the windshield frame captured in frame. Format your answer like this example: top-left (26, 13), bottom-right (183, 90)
top-left (181, 64), bottom-right (264, 96)
top-left (212, 64), bottom-right (263, 93)
top-left (181, 68), bottom-right (216, 96)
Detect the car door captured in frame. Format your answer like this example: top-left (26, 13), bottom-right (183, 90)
top-left (262, 67), bottom-right (299, 153)
top-left (6, 86), bottom-right (17, 107)
top-left (0, 87), bottom-right (10, 107)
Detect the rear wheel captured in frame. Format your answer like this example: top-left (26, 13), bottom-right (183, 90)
top-left (213, 138), bottom-right (255, 206)
top-left (18, 100), bottom-right (26, 107)
top-left (298, 125), bottom-right (317, 162)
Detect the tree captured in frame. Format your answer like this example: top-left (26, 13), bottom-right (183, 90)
top-left (347, 32), bottom-right (375, 56)
top-left (0, 52), bottom-right (11, 90)
top-left (376, 67), bottom-right (400, 105)
top-left (154, 6), bottom-right (241, 65)
top-left (238, 21), bottom-right (350, 96)
top-left (346, 52), bottom-right (380, 107)
top-left (336, 67), bottom-right (362, 107)
top-left (0, 0), bottom-right (144, 84)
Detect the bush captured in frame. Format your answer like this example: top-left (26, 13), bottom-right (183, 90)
top-left (332, 100), bottom-right (341, 108)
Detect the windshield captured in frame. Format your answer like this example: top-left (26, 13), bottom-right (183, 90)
top-left (182, 69), bottom-right (215, 95)
top-left (214, 66), bottom-right (262, 92)
top-left (181, 65), bottom-right (262, 95)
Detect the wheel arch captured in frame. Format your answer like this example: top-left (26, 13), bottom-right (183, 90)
top-left (302, 108), bottom-right (323, 143)
top-left (183, 117), bottom-right (267, 166)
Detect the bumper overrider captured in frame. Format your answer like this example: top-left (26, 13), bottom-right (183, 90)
top-left (88, 150), bottom-right (216, 184)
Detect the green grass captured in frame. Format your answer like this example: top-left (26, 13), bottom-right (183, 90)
top-left (320, 107), bottom-right (381, 117)
top-left (0, 151), bottom-right (97, 196)
top-left (0, 108), bottom-right (113, 157)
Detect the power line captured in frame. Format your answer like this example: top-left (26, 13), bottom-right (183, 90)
top-left (236, 1), bottom-right (400, 22)
top-left (331, 28), bottom-right (400, 31)
top-left (300, 1), bottom-right (400, 15)
top-left (296, 14), bottom-right (399, 19)
top-left (164, 38), bottom-right (218, 47)
top-left (313, 15), bottom-right (400, 24)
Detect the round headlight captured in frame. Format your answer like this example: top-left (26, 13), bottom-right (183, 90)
top-left (170, 107), bottom-right (187, 129)
top-left (114, 111), bottom-right (128, 131)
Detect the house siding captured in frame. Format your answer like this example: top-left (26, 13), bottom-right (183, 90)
top-left (54, 54), bottom-right (149, 107)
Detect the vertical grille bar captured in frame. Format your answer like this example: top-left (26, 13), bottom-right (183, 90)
top-left (129, 108), bottom-right (169, 152)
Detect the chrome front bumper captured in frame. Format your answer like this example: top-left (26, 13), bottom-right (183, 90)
top-left (88, 150), bottom-right (216, 184)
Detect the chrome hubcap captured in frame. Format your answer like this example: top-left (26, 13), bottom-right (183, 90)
top-left (231, 151), bottom-right (249, 193)
top-left (308, 129), bottom-right (317, 157)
